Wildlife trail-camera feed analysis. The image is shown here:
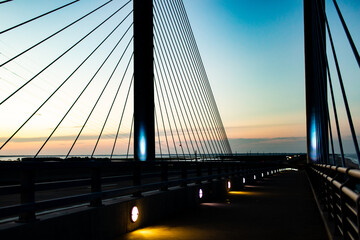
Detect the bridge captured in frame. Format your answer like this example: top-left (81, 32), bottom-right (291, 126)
top-left (0, 0), bottom-right (359, 239)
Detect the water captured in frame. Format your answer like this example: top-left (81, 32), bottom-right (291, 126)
top-left (0, 155), bottom-right (27, 161)
top-left (345, 153), bottom-right (359, 165)
top-left (3, 153), bottom-right (355, 164)
top-left (0, 153), bottom-right (226, 162)
top-left (0, 154), bottom-right (198, 161)
top-left (0, 155), bottom-right (132, 161)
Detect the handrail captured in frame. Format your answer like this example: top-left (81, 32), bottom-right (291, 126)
top-left (0, 160), bottom-right (281, 223)
top-left (309, 164), bottom-right (360, 240)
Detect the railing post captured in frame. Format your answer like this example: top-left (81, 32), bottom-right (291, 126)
top-left (340, 184), bottom-right (348, 239)
top-left (161, 162), bottom-right (168, 191)
top-left (231, 163), bottom-right (235, 176)
top-left (340, 170), bottom-right (353, 240)
top-left (196, 162), bottom-right (202, 184)
top-left (181, 163), bottom-right (187, 187)
top-left (133, 0), bottom-right (155, 162)
top-left (133, 162), bottom-right (142, 197)
top-left (90, 165), bottom-right (102, 207)
top-left (19, 167), bottom-right (36, 222)
top-left (217, 163), bottom-right (222, 180)
top-left (225, 163), bottom-right (229, 178)
top-left (356, 199), bottom-right (360, 240)
top-left (208, 163), bottom-right (213, 183)
top-left (334, 188), bottom-right (342, 236)
top-left (323, 169), bottom-right (332, 213)
top-left (330, 178), bottom-right (337, 223)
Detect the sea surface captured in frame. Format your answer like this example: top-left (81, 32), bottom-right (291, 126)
top-left (0, 155), bottom-right (132, 161)
top-left (0, 153), bottom-right (358, 165)
top-left (344, 153), bottom-right (359, 165)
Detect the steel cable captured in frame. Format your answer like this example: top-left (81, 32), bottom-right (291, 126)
top-left (0, 11), bottom-right (133, 151)
top-left (0, 0), bottom-right (80, 35)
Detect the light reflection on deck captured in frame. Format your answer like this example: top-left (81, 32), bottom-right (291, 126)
top-left (228, 191), bottom-right (265, 196)
top-left (121, 226), bottom-right (212, 240)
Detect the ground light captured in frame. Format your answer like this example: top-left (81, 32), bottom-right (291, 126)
top-left (199, 189), bottom-right (203, 199)
top-left (261, 173), bottom-right (264, 177)
top-left (243, 178), bottom-right (246, 184)
top-left (227, 180), bottom-right (231, 190)
top-left (254, 175), bottom-right (256, 180)
top-left (131, 206), bottom-right (139, 223)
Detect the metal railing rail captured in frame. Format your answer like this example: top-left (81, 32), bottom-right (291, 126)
top-left (309, 164), bottom-right (360, 240)
top-left (0, 160), bottom-right (281, 223)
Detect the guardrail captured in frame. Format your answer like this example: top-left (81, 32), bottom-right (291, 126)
top-left (309, 164), bottom-right (360, 240)
top-left (0, 160), bottom-right (281, 223)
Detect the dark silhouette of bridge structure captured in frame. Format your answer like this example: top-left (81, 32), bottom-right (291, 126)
top-left (0, 0), bottom-right (359, 239)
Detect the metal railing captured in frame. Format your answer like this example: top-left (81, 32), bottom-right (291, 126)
top-left (0, 160), bottom-right (280, 223)
top-left (309, 164), bottom-right (360, 240)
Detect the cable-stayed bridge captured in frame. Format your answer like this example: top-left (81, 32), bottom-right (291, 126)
top-left (0, 0), bottom-right (359, 239)
top-left (0, 0), bottom-right (231, 160)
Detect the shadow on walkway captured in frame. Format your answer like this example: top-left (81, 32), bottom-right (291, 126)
top-left (117, 170), bottom-right (328, 240)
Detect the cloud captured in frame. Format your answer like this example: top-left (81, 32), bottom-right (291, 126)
top-left (229, 137), bottom-right (307, 153)
top-left (0, 133), bottom-right (130, 143)
top-left (226, 123), bottom-right (302, 129)
top-left (229, 136), bottom-right (360, 154)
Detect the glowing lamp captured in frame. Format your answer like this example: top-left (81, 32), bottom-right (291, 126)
top-left (243, 178), bottom-right (246, 184)
top-left (199, 189), bottom-right (203, 199)
top-left (227, 180), bottom-right (231, 190)
top-left (310, 117), bottom-right (319, 161)
top-left (138, 126), bottom-right (147, 161)
top-left (261, 173), bottom-right (264, 177)
top-left (131, 206), bottom-right (139, 223)
top-left (254, 175), bottom-right (256, 180)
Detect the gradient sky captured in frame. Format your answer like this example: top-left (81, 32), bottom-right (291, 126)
top-left (0, 0), bottom-right (359, 156)
top-left (184, 0), bottom-right (360, 154)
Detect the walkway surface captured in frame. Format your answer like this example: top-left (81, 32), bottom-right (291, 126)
top-left (117, 170), bottom-right (328, 240)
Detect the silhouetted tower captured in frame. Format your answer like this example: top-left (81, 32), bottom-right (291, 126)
top-left (304, 0), bottom-right (328, 163)
top-left (133, 1), bottom-right (155, 161)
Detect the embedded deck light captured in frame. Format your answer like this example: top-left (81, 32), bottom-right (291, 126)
top-left (199, 189), bottom-right (203, 199)
top-left (131, 206), bottom-right (139, 223)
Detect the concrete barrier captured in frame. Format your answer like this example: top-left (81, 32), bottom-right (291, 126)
top-left (0, 178), bottom-right (233, 240)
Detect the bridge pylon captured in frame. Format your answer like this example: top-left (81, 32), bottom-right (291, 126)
top-left (133, 0), bottom-right (155, 161)
top-left (304, 0), bottom-right (328, 164)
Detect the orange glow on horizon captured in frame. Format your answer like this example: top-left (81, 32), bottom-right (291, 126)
top-left (0, 137), bottom-right (131, 155)
top-left (226, 123), bottom-right (306, 139)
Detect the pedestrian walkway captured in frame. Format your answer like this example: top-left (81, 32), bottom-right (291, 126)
top-left (117, 170), bottom-right (328, 240)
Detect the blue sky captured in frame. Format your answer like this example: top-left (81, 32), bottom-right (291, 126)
top-left (184, 0), bottom-right (360, 153)
top-left (0, 0), bottom-right (359, 155)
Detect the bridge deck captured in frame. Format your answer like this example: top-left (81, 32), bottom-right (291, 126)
top-left (117, 170), bottom-right (328, 240)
